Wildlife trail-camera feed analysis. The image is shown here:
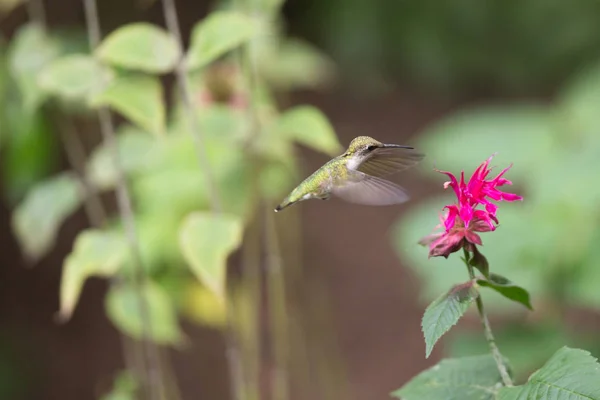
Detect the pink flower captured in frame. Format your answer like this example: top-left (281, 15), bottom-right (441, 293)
top-left (421, 155), bottom-right (522, 258)
top-left (420, 212), bottom-right (492, 258)
top-left (435, 155), bottom-right (522, 231)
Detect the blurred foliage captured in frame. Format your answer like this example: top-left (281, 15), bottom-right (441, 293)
top-left (393, 57), bottom-right (600, 376)
top-left (299, 0), bottom-right (600, 94)
top-left (1, 5), bottom-right (338, 395)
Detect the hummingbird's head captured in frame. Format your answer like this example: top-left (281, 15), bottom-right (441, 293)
top-left (344, 136), bottom-right (413, 158)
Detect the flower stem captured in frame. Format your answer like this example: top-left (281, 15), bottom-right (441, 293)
top-left (463, 248), bottom-right (513, 387)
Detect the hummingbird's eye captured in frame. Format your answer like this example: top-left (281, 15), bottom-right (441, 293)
top-left (367, 145), bottom-right (377, 151)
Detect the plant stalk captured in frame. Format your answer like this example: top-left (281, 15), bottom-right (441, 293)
top-left (463, 248), bottom-right (513, 387)
top-left (160, 0), bottom-right (222, 213)
top-left (82, 0), bottom-right (166, 398)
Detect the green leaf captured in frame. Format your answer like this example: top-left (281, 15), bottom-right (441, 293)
top-left (179, 212), bottom-right (243, 299)
top-left (58, 229), bottom-right (128, 321)
top-left (96, 23), bottom-right (179, 73)
top-left (448, 322), bottom-right (570, 381)
top-left (12, 173), bottom-right (83, 261)
top-left (469, 246), bottom-right (489, 278)
top-left (106, 281), bottom-right (183, 345)
top-left (86, 125), bottom-right (154, 190)
top-left (477, 274), bottom-right (533, 311)
top-left (186, 11), bottom-right (261, 70)
top-left (7, 23), bottom-right (60, 112)
top-left (39, 54), bottom-right (112, 101)
top-left (391, 354), bottom-right (504, 400)
top-left (422, 281), bottom-right (479, 358)
top-left (498, 347), bottom-right (600, 400)
top-left (259, 38), bottom-right (335, 91)
top-left (93, 75), bottom-right (166, 136)
top-left (100, 370), bottom-right (137, 400)
top-left (278, 105), bottom-right (342, 156)
top-left (1, 106), bottom-right (58, 203)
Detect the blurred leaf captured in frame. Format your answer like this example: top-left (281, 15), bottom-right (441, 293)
top-left (278, 105), bottom-right (342, 156)
top-left (416, 104), bottom-right (554, 181)
top-left (97, 23), bottom-right (179, 73)
top-left (7, 23), bottom-right (60, 112)
top-left (12, 173), bottom-right (83, 262)
top-left (86, 125), bottom-right (154, 190)
top-left (477, 274), bottom-right (532, 310)
top-left (558, 60), bottom-right (600, 143)
top-left (422, 281), bottom-right (478, 358)
top-left (260, 38), bottom-right (335, 91)
top-left (186, 11), bottom-right (261, 70)
top-left (134, 211), bottom-right (182, 276)
top-left (179, 212), bottom-right (243, 299)
top-left (100, 370), bottom-right (137, 400)
top-left (133, 132), bottom-right (252, 219)
top-left (259, 159), bottom-right (297, 200)
top-left (181, 281), bottom-right (228, 328)
top-left (498, 347), bottom-right (600, 400)
top-left (58, 229), bottom-right (128, 321)
top-left (93, 75), bottom-right (166, 136)
top-left (2, 106), bottom-right (58, 203)
top-left (391, 354), bottom-right (503, 400)
top-left (39, 54), bottom-right (112, 101)
top-left (448, 323), bottom-right (570, 380)
top-left (106, 281), bottom-right (183, 345)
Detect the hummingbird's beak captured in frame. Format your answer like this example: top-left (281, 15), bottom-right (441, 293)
top-left (383, 144), bottom-right (414, 149)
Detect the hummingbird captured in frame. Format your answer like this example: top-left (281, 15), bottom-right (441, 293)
top-left (274, 136), bottom-right (424, 212)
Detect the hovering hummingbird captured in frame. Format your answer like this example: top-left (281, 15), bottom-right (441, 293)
top-left (274, 136), bottom-right (424, 212)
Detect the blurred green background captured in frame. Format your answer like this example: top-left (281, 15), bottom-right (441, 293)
top-left (2, 0), bottom-right (600, 399)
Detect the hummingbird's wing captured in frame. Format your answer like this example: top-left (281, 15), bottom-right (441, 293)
top-left (357, 148), bottom-right (424, 177)
top-left (332, 171), bottom-right (409, 206)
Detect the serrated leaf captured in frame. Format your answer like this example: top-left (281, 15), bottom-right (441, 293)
top-left (448, 322), bottom-right (570, 380)
top-left (391, 354), bottom-right (503, 400)
top-left (477, 274), bottom-right (532, 310)
top-left (39, 54), bottom-right (112, 101)
top-left (278, 105), bottom-right (342, 156)
top-left (96, 23), bottom-right (179, 73)
top-left (106, 281), bottom-right (182, 345)
top-left (179, 212), bottom-right (243, 299)
top-left (7, 23), bottom-right (60, 112)
top-left (186, 11), bottom-right (261, 70)
top-left (498, 347), bottom-right (600, 400)
top-left (86, 125), bottom-right (154, 190)
top-left (58, 230), bottom-right (128, 321)
top-left (422, 281), bottom-right (479, 358)
top-left (93, 75), bottom-right (165, 136)
top-left (12, 173), bottom-right (83, 261)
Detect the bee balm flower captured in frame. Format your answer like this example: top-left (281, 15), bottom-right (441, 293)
top-left (421, 155), bottom-right (522, 258)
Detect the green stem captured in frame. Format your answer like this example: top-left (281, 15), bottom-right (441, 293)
top-left (160, 0), bottom-right (222, 213)
top-left (82, 0), bottom-right (166, 398)
top-left (463, 248), bottom-right (513, 387)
